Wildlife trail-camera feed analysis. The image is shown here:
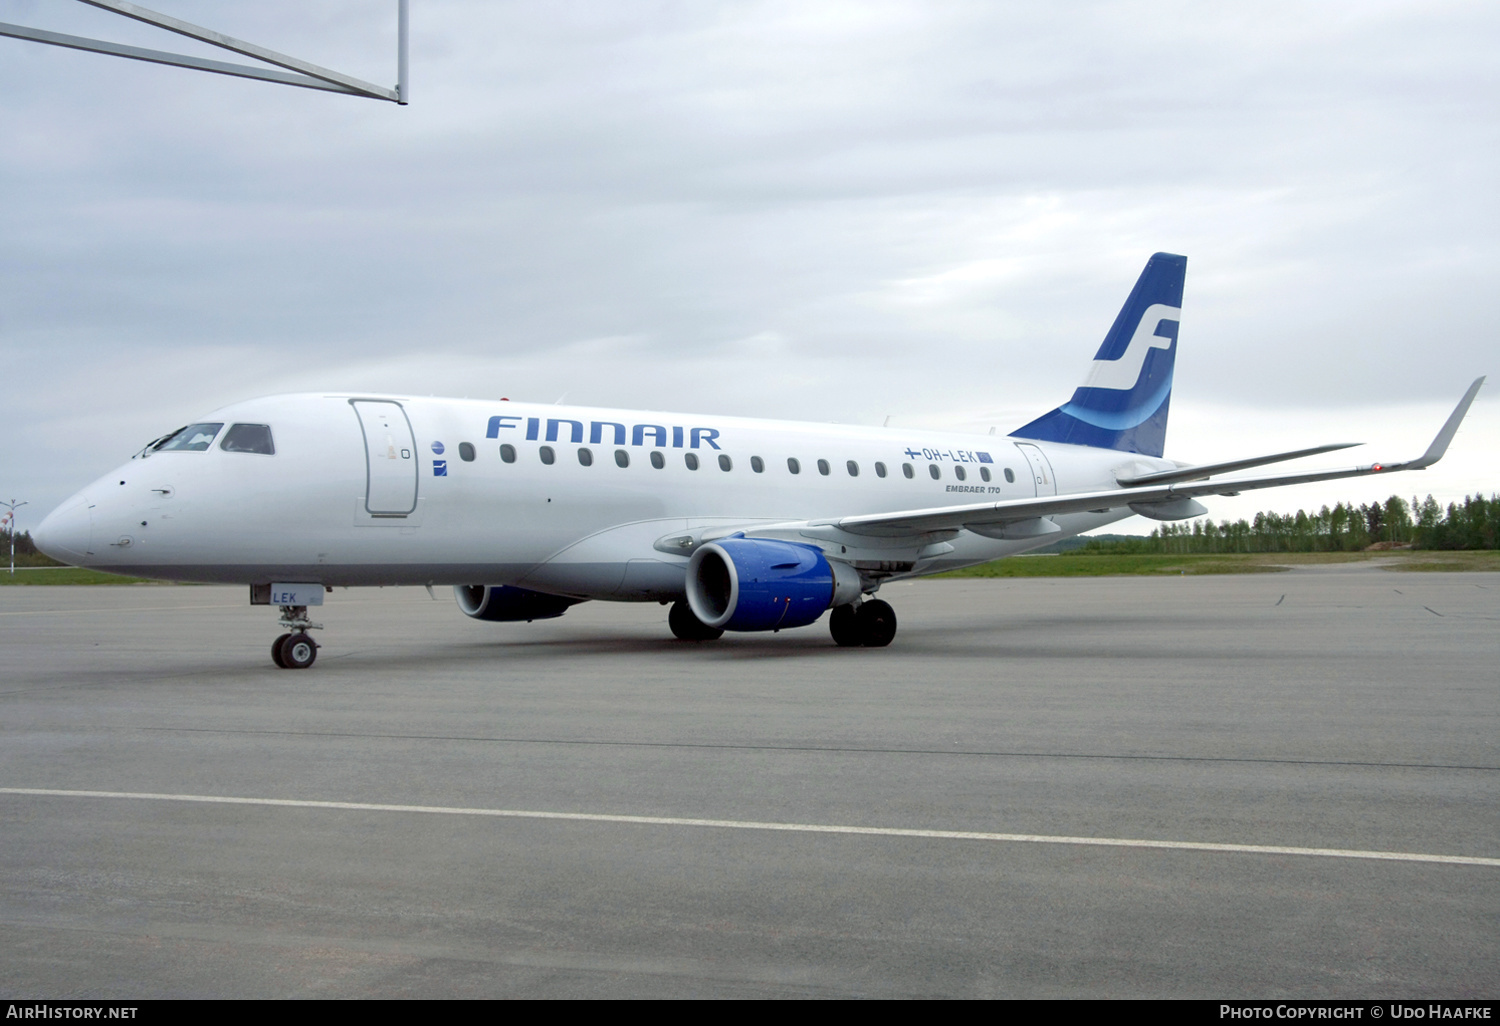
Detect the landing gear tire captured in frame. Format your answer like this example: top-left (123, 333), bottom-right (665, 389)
top-left (278, 632), bottom-right (318, 669)
top-left (856, 599), bottom-right (897, 648)
top-left (271, 633), bottom-right (291, 668)
top-left (829, 604), bottom-right (862, 647)
top-left (669, 600), bottom-right (724, 641)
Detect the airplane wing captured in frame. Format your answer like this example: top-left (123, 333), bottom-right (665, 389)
top-left (1113, 442), bottom-right (1361, 487)
top-left (818, 377), bottom-right (1485, 539)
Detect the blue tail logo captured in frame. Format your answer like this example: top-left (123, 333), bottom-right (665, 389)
top-left (1010, 252), bottom-right (1186, 458)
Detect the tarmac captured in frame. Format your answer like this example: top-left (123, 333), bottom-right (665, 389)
top-left (2, 565), bottom-right (1497, 998)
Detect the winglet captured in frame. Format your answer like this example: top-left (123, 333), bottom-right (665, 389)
top-left (1405, 377), bottom-right (1485, 470)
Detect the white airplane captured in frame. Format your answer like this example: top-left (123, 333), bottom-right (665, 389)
top-left (34, 254), bottom-right (1484, 669)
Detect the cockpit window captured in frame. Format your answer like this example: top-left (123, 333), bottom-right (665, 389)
top-left (220, 423), bottom-right (275, 455)
top-left (152, 423), bottom-right (224, 452)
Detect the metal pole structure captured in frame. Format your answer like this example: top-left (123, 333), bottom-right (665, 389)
top-left (0, 1), bottom-right (407, 103)
top-left (2, 500), bottom-right (26, 575)
top-left (398, 0), bottom-right (409, 105)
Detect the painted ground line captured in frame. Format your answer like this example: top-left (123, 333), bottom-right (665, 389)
top-left (3, 787), bottom-right (1496, 868)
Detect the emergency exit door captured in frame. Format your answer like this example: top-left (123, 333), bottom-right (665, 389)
top-left (351, 400), bottom-right (418, 516)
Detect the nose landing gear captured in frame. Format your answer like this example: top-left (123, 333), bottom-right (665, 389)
top-left (271, 605), bottom-right (322, 669)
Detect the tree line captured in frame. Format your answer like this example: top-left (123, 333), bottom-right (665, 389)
top-left (2, 531), bottom-right (64, 567)
top-left (1075, 494), bottom-right (1498, 554)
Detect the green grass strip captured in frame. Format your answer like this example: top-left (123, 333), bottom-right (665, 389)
top-left (0, 567), bottom-right (159, 585)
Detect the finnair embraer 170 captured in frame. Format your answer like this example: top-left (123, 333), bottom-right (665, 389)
top-left (35, 254), bottom-right (1484, 668)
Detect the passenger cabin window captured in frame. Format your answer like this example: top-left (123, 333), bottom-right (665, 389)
top-left (787, 457), bottom-right (801, 475)
top-left (500, 444), bottom-right (517, 463)
top-left (154, 423), bottom-right (223, 452)
top-left (875, 462), bottom-right (887, 478)
top-left (718, 454), bottom-right (732, 472)
top-left (750, 456), bottom-right (764, 473)
top-left (979, 466), bottom-right (991, 483)
top-left (650, 451), bottom-right (665, 469)
top-left (817, 459), bottom-right (830, 476)
top-left (929, 464), bottom-right (941, 480)
top-left (902, 463), bottom-right (914, 479)
top-left (685, 453), bottom-right (700, 470)
top-left (578, 447), bottom-right (594, 466)
top-left (220, 423), bottom-right (274, 455)
top-left (1004, 467), bottom-right (1015, 483)
top-left (954, 466), bottom-right (966, 481)
top-left (539, 445), bottom-right (555, 465)
top-left (846, 460), bottom-right (859, 477)
top-left (615, 449), bottom-right (629, 468)
top-left (458, 442), bottom-right (475, 462)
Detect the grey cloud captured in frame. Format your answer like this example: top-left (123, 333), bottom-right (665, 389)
top-left (1, 0), bottom-right (1495, 519)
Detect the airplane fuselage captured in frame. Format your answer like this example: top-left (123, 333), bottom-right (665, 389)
top-left (38, 393), bottom-right (1154, 596)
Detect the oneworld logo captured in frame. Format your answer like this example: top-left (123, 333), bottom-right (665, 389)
top-left (1083, 303), bottom-right (1181, 392)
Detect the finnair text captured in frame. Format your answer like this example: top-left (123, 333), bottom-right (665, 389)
top-left (488, 416), bottom-right (723, 450)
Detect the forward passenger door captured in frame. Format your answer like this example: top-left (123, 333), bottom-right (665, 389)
top-left (351, 400), bottom-right (418, 516)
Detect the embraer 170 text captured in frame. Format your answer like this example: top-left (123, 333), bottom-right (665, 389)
top-left (35, 254), bottom-right (1485, 668)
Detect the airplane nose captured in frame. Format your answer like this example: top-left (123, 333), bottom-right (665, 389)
top-left (34, 496), bottom-right (94, 564)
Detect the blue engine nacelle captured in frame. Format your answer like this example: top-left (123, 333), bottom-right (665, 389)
top-left (685, 538), bottom-right (862, 632)
top-left (454, 584), bottom-right (583, 622)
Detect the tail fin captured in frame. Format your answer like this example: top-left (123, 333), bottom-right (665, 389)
top-left (1010, 252), bottom-right (1186, 458)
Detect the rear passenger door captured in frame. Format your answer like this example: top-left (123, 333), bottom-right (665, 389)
top-left (1012, 442), bottom-right (1057, 497)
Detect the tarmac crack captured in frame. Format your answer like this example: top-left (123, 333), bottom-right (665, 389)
top-left (114, 725), bottom-right (1500, 772)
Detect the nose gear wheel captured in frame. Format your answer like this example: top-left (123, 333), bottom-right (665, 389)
top-left (270, 605), bottom-right (323, 669)
top-left (278, 632), bottom-right (318, 669)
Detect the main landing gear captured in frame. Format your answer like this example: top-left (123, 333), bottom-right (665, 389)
top-left (270, 605), bottom-right (322, 669)
top-left (669, 600), bottom-right (724, 641)
top-left (668, 597), bottom-right (898, 646)
top-left (829, 599), bottom-right (897, 648)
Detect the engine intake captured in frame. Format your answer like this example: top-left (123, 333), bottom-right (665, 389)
top-left (686, 538), bottom-right (861, 632)
top-left (454, 585), bottom-right (582, 622)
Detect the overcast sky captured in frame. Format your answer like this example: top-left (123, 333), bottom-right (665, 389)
top-left (2, 0), bottom-right (1495, 532)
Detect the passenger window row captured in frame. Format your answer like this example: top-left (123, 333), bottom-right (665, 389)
top-left (491, 443), bottom-right (1015, 482)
